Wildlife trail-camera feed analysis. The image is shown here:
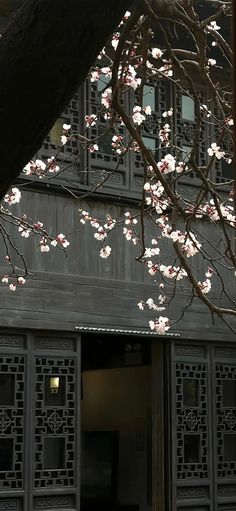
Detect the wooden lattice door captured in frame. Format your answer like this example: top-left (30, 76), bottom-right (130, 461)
top-left (170, 342), bottom-right (236, 511)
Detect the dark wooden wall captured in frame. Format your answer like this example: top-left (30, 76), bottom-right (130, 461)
top-left (0, 189), bottom-right (235, 341)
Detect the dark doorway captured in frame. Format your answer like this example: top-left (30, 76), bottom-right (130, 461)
top-left (81, 335), bottom-right (153, 511)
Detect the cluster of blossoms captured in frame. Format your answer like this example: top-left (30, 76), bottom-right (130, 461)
top-left (132, 105), bottom-right (151, 125)
top-left (138, 296), bottom-right (165, 313)
top-left (157, 219), bottom-right (202, 258)
top-left (2, 187), bottom-right (70, 292)
top-left (101, 88), bottom-right (112, 109)
top-left (61, 123), bottom-right (71, 145)
top-left (159, 124), bottom-right (171, 145)
top-left (1, 274), bottom-right (26, 292)
top-left (162, 108), bottom-right (173, 118)
top-left (16, 217), bottom-right (70, 253)
top-left (149, 316), bottom-right (170, 335)
top-left (112, 135), bottom-right (124, 155)
top-left (207, 142), bottom-right (225, 160)
top-left (24, 157), bottom-right (60, 177)
top-left (144, 181), bottom-right (169, 214)
top-left (38, 233), bottom-right (70, 252)
top-left (199, 200), bottom-right (235, 227)
top-left (122, 64), bottom-right (141, 90)
top-left (80, 209), bottom-right (116, 258)
top-left (137, 284), bottom-right (170, 335)
top-left (123, 211), bottom-right (139, 244)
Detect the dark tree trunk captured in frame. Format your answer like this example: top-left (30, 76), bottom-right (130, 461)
top-left (0, 0), bottom-right (130, 198)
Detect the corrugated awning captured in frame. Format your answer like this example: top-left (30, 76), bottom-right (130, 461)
top-left (75, 326), bottom-right (180, 337)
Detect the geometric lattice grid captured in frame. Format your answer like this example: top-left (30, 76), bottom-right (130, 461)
top-left (176, 362), bottom-right (208, 480)
top-left (87, 78), bottom-right (130, 192)
top-left (216, 364), bottom-right (236, 478)
top-left (34, 357), bottom-right (76, 488)
top-left (0, 355), bottom-right (25, 490)
top-left (175, 89), bottom-right (208, 180)
top-left (131, 78), bottom-right (171, 194)
top-left (212, 99), bottom-right (234, 185)
top-left (38, 91), bottom-right (82, 185)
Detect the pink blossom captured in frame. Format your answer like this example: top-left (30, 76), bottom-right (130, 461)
top-left (162, 109), bottom-right (173, 118)
top-left (90, 70), bottom-right (100, 82)
top-left (181, 234), bottom-right (201, 257)
top-left (101, 88), bottom-right (112, 109)
top-left (143, 105), bottom-right (152, 115)
top-left (24, 159), bottom-right (46, 176)
top-left (63, 123), bottom-right (71, 131)
top-left (157, 154), bottom-right (176, 174)
top-left (52, 234), bottom-right (70, 248)
top-left (61, 135), bottom-right (68, 145)
top-left (138, 301), bottom-right (145, 310)
top-left (94, 228), bottom-right (107, 241)
top-left (159, 124), bottom-right (171, 144)
top-left (143, 247), bottom-right (160, 258)
top-left (112, 33), bottom-right (120, 50)
top-left (176, 162), bottom-right (187, 174)
top-left (100, 246), bottom-right (112, 258)
top-left (147, 261), bottom-right (159, 276)
top-left (85, 114), bottom-right (97, 127)
top-left (158, 62), bottom-right (173, 77)
top-left (40, 237), bottom-right (50, 252)
top-left (132, 106), bottom-right (146, 125)
top-left (47, 156), bottom-right (60, 173)
top-left (207, 58), bottom-right (216, 66)
top-left (151, 48), bottom-right (163, 59)
top-left (198, 278), bottom-right (211, 294)
top-left (205, 268), bottom-right (214, 278)
top-left (207, 143), bottom-right (225, 159)
top-left (149, 317), bottom-right (170, 335)
top-left (146, 298), bottom-right (165, 312)
top-left (4, 187), bottom-right (21, 205)
top-left (89, 144), bottom-right (99, 153)
top-left (18, 226), bottom-right (31, 238)
top-left (34, 221), bottom-right (43, 230)
top-left (18, 277), bottom-right (26, 285)
top-left (123, 227), bottom-right (133, 241)
top-left (207, 20), bottom-right (220, 31)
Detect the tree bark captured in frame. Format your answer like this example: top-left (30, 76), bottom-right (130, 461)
top-left (0, 0), bottom-right (130, 198)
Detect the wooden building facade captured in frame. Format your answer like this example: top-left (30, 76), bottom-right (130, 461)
top-left (0, 40), bottom-right (235, 511)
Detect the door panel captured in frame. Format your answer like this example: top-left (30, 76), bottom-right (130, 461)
top-left (170, 342), bottom-right (236, 511)
top-left (0, 333), bottom-right (81, 511)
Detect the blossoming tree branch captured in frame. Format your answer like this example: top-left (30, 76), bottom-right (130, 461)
top-left (0, 0), bottom-right (235, 334)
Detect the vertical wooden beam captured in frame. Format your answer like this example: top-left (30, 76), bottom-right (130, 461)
top-left (151, 341), bottom-right (165, 511)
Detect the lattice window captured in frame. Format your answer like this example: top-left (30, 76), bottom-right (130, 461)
top-left (34, 357), bottom-right (76, 488)
top-left (211, 99), bottom-right (234, 185)
top-left (175, 362), bottom-right (208, 480)
top-left (175, 89), bottom-right (208, 180)
top-left (130, 79), bottom-right (170, 193)
top-left (37, 91), bottom-right (83, 185)
top-left (216, 364), bottom-right (236, 478)
top-left (86, 79), bottom-right (130, 192)
top-left (0, 356), bottom-right (25, 490)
